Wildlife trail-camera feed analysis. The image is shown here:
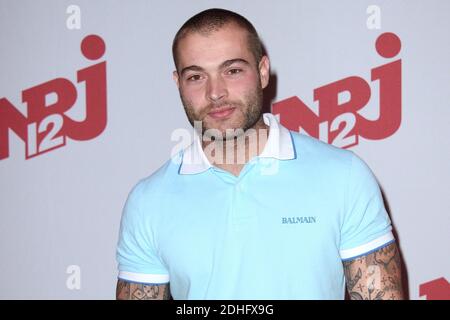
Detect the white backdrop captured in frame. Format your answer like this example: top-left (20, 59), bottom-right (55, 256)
top-left (0, 0), bottom-right (449, 299)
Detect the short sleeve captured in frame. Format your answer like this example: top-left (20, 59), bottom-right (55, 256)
top-left (116, 182), bottom-right (169, 284)
top-left (339, 153), bottom-right (395, 261)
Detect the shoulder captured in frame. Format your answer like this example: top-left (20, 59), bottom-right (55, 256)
top-left (290, 131), bottom-right (355, 167)
top-left (120, 153), bottom-right (183, 225)
top-left (288, 132), bottom-right (377, 184)
top-left (127, 153), bottom-right (182, 206)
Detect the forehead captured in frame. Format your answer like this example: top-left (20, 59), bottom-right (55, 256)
top-left (176, 24), bottom-right (255, 69)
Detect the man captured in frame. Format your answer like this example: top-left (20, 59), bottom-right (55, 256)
top-left (116, 8), bottom-right (404, 300)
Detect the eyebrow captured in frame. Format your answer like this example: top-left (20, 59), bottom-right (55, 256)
top-left (179, 58), bottom-right (251, 77)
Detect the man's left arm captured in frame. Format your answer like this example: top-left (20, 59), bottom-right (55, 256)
top-left (343, 241), bottom-right (404, 300)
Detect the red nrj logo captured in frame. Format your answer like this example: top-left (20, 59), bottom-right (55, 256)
top-left (0, 34), bottom-right (107, 160)
top-left (419, 277), bottom-right (450, 300)
top-left (273, 32), bottom-right (402, 149)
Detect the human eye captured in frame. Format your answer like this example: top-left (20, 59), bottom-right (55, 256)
top-left (226, 68), bottom-right (242, 75)
top-left (186, 74), bottom-right (203, 82)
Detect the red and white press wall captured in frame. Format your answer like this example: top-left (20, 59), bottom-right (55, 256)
top-left (0, 0), bottom-right (448, 299)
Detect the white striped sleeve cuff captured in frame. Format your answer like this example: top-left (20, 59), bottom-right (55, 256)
top-left (340, 232), bottom-right (395, 261)
top-left (118, 271), bottom-right (169, 284)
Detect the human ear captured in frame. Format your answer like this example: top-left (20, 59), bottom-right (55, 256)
top-left (258, 55), bottom-right (270, 89)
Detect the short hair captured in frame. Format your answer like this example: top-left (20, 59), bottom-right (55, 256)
top-left (172, 8), bottom-right (263, 72)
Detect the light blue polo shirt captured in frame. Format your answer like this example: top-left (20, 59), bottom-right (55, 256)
top-left (116, 113), bottom-right (394, 299)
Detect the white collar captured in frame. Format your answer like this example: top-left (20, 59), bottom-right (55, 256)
top-left (179, 113), bottom-right (296, 175)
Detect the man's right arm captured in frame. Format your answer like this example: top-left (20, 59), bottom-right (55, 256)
top-left (116, 279), bottom-right (171, 300)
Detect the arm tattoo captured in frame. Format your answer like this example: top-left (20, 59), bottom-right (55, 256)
top-left (116, 279), bottom-right (171, 300)
top-left (343, 242), bottom-right (404, 300)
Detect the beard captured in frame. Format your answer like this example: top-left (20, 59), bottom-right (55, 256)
top-left (179, 82), bottom-right (264, 141)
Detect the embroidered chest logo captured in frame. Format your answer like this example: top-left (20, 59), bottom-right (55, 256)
top-left (282, 216), bottom-right (317, 224)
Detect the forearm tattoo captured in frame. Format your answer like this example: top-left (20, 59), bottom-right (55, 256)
top-left (116, 280), bottom-right (171, 300)
top-left (343, 242), bottom-right (404, 300)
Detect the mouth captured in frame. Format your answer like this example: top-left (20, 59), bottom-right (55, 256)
top-left (207, 106), bottom-right (236, 120)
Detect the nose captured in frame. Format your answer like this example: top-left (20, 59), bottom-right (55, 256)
top-left (206, 75), bottom-right (227, 102)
